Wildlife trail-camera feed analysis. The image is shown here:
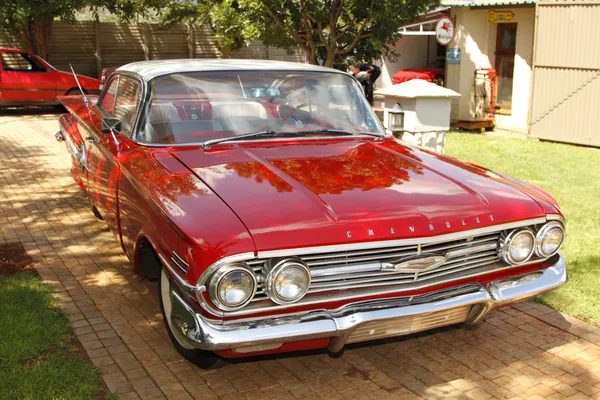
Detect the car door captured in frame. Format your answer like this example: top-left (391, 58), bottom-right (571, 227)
top-left (0, 51), bottom-right (57, 104)
top-left (85, 74), bottom-right (142, 237)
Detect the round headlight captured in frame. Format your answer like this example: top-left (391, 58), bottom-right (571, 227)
top-left (209, 264), bottom-right (256, 311)
top-left (266, 259), bottom-right (311, 304)
top-left (536, 222), bottom-right (565, 258)
top-left (503, 229), bottom-right (535, 264)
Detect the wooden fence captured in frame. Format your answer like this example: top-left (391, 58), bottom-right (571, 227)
top-left (0, 21), bottom-right (304, 78)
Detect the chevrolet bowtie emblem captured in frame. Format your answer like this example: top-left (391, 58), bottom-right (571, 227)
top-left (381, 256), bottom-right (447, 273)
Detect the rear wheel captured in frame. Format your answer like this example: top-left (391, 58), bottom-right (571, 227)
top-left (66, 88), bottom-right (85, 96)
top-left (433, 74), bottom-right (445, 87)
top-left (158, 268), bottom-right (227, 369)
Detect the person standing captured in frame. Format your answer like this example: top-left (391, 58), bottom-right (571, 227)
top-left (358, 63), bottom-right (381, 105)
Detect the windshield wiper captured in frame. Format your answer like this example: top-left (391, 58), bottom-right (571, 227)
top-left (201, 128), bottom-right (384, 149)
top-left (201, 130), bottom-right (277, 149)
top-left (307, 129), bottom-right (385, 140)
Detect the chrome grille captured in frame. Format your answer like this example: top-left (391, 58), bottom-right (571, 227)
top-left (248, 232), bottom-right (500, 303)
top-left (346, 305), bottom-right (472, 344)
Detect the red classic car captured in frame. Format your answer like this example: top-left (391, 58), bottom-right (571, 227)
top-left (0, 48), bottom-right (100, 106)
top-left (56, 59), bottom-right (566, 369)
top-left (392, 59), bottom-right (446, 86)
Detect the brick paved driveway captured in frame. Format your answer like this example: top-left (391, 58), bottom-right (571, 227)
top-left (2, 109), bottom-right (600, 400)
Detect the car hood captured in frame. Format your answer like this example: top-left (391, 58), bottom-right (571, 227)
top-left (171, 138), bottom-right (556, 252)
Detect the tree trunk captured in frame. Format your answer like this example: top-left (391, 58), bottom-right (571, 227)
top-left (220, 47), bottom-right (232, 58)
top-left (19, 17), bottom-right (53, 59)
top-left (303, 45), bottom-right (318, 65)
top-left (323, 45), bottom-right (337, 68)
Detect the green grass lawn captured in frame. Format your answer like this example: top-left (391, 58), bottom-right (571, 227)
top-left (445, 132), bottom-right (600, 325)
top-left (0, 272), bottom-right (104, 399)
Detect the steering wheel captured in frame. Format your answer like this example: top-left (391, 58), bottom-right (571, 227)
top-left (280, 103), bottom-right (310, 121)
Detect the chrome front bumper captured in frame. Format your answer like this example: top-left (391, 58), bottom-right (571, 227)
top-left (168, 255), bottom-right (567, 353)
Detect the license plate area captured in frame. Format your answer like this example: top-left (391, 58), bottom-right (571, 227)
top-left (346, 305), bottom-right (472, 344)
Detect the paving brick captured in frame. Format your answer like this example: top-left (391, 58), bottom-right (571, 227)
top-left (4, 113), bottom-right (600, 400)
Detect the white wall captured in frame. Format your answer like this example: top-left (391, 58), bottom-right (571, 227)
top-left (378, 36), bottom-right (442, 88)
top-left (446, 7), bottom-right (535, 131)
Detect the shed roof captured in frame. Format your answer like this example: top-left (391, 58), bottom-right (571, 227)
top-left (375, 79), bottom-right (461, 99)
top-left (441, 0), bottom-right (535, 6)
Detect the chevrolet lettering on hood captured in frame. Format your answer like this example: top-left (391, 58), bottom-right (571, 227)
top-left (56, 59), bottom-right (567, 369)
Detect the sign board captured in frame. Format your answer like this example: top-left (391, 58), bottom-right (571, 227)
top-left (446, 48), bottom-right (460, 64)
top-left (489, 10), bottom-right (515, 22)
top-left (435, 17), bottom-right (455, 46)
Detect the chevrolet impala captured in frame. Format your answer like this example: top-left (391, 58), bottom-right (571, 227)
top-left (56, 59), bottom-right (567, 369)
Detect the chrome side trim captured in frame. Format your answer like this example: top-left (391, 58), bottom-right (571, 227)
top-left (164, 254), bottom-right (566, 352)
top-left (171, 251), bottom-right (189, 275)
top-left (158, 254), bottom-right (205, 293)
top-left (256, 217), bottom-right (546, 259)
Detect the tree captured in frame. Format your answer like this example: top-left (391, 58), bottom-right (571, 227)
top-left (0, 0), bottom-right (83, 59)
top-left (244, 0), bottom-right (439, 67)
top-left (0, 0), bottom-right (152, 60)
top-left (158, 0), bottom-right (259, 58)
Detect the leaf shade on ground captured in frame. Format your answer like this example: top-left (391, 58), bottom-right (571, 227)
top-left (445, 132), bottom-right (600, 325)
top-left (0, 272), bottom-right (102, 399)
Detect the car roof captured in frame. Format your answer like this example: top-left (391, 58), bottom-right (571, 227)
top-left (117, 59), bottom-right (347, 80)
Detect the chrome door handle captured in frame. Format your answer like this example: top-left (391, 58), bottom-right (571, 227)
top-left (86, 136), bottom-right (98, 143)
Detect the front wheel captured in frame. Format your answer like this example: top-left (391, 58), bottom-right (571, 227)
top-left (432, 74), bottom-right (445, 87)
top-left (158, 268), bottom-right (227, 369)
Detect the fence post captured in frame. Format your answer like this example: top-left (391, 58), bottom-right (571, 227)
top-left (141, 23), bottom-right (150, 60)
top-left (187, 24), bottom-right (195, 59)
top-left (94, 20), bottom-right (102, 76)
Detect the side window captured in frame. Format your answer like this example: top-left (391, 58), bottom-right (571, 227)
top-left (99, 77), bottom-right (119, 115)
top-left (1, 52), bottom-right (46, 72)
top-left (114, 76), bottom-right (142, 136)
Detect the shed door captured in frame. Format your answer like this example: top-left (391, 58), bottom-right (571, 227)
top-left (529, 0), bottom-right (600, 147)
top-left (495, 23), bottom-right (517, 115)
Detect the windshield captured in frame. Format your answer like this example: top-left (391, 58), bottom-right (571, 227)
top-left (138, 70), bottom-right (384, 145)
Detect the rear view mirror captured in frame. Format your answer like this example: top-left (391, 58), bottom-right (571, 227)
top-left (101, 117), bottom-right (121, 133)
top-left (249, 87), bottom-right (281, 98)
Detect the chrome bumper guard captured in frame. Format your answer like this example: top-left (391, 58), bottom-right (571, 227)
top-left (169, 255), bottom-right (566, 353)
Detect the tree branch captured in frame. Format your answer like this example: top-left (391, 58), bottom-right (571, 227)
top-left (316, 22), bottom-right (326, 44)
top-left (334, 0), bottom-right (374, 55)
top-left (263, 4), bottom-right (300, 44)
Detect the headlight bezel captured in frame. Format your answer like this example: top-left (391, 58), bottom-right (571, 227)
top-left (208, 263), bottom-right (257, 311)
top-left (502, 228), bottom-right (536, 265)
top-left (535, 221), bottom-right (565, 258)
top-left (265, 258), bottom-right (311, 305)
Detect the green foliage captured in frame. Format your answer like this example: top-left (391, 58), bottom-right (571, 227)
top-left (0, 273), bottom-right (102, 399)
top-left (244, 0), bottom-right (439, 66)
top-left (155, 0), bottom-right (438, 66)
top-left (0, 0), bottom-right (156, 58)
top-left (158, 0), bottom-right (259, 57)
top-left (0, 0), bottom-right (83, 32)
top-left (445, 132), bottom-right (600, 326)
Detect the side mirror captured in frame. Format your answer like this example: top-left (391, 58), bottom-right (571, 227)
top-left (101, 117), bottom-right (121, 133)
